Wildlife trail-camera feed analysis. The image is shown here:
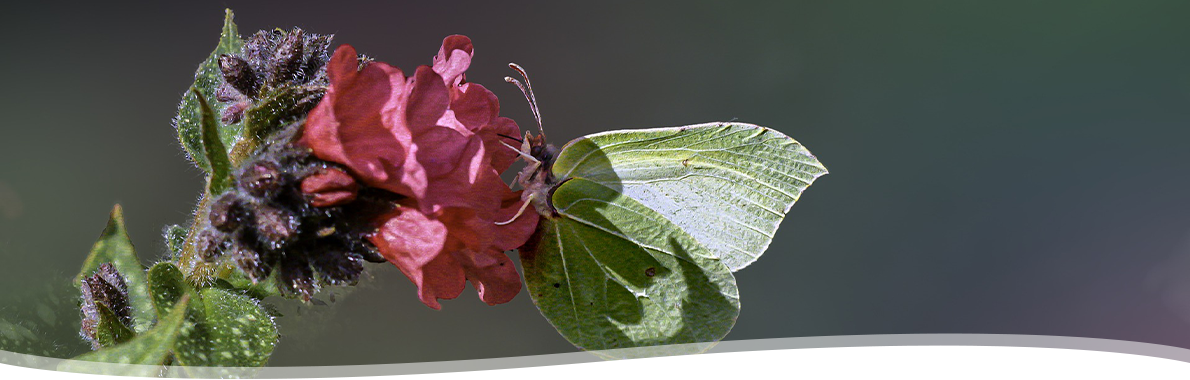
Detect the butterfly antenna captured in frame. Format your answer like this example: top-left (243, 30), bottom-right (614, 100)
top-left (496, 133), bottom-right (523, 143)
top-left (505, 63), bottom-right (544, 137)
top-left (499, 140), bottom-right (540, 164)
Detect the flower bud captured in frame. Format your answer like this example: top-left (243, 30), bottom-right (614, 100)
top-left (79, 263), bottom-right (133, 350)
top-left (239, 161), bottom-right (284, 198)
top-left (254, 205), bottom-right (299, 250)
top-left (221, 101), bottom-right (251, 124)
top-left (280, 258), bottom-right (317, 302)
top-left (270, 28), bottom-right (305, 86)
top-left (219, 54), bottom-right (258, 98)
top-left (209, 193), bottom-right (248, 232)
top-left (195, 229), bottom-right (231, 261)
top-left (229, 243), bottom-right (269, 283)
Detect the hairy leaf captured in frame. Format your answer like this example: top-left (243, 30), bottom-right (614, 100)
top-left (89, 303), bottom-right (136, 349)
top-left (172, 287), bottom-right (278, 367)
top-left (147, 261), bottom-right (278, 367)
top-left (58, 295), bottom-right (190, 376)
top-left (163, 224), bottom-right (188, 259)
top-left (234, 85), bottom-right (325, 159)
top-left (174, 9), bottom-right (244, 172)
top-left (75, 205), bottom-right (153, 333)
top-left (194, 88), bottom-right (233, 194)
top-left (147, 262), bottom-right (192, 319)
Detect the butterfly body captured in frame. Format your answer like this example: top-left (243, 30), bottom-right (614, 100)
top-left (515, 132), bottom-right (561, 218)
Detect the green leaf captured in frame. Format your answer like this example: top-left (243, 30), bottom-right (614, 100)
top-left (233, 85), bottom-right (325, 159)
top-left (58, 295), bottom-right (190, 376)
top-left (194, 88), bottom-right (233, 194)
top-left (552, 122), bottom-right (828, 271)
top-left (175, 9), bottom-right (244, 172)
top-left (163, 224), bottom-right (188, 258)
top-left (522, 178), bottom-right (740, 356)
top-left (147, 261), bottom-right (278, 367)
top-left (147, 262), bottom-right (192, 319)
top-left (215, 271), bottom-right (283, 300)
top-left (90, 303), bottom-right (136, 349)
top-left (75, 205), bottom-right (154, 332)
top-left (173, 287), bottom-right (278, 367)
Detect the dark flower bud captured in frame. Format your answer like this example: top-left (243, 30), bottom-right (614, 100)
top-left (196, 138), bottom-right (395, 303)
top-left (354, 240), bottom-right (388, 263)
top-left (221, 101), bottom-right (251, 124)
top-left (255, 205), bottom-right (299, 250)
top-left (209, 193), bottom-right (248, 232)
top-left (195, 229), bottom-right (231, 261)
top-left (219, 54), bottom-right (258, 98)
top-left (280, 258), bottom-right (317, 302)
top-left (214, 83), bottom-right (243, 103)
top-left (239, 161), bottom-right (284, 198)
top-left (243, 30), bottom-right (276, 64)
top-left (312, 250), bottom-right (363, 286)
top-left (79, 263), bottom-right (134, 350)
top-left (229, 243), bottom-right (270, 283)
top-left (270, 29), bottom-right (305, 86)
top-left (302, 34), bottom-right (334, 79)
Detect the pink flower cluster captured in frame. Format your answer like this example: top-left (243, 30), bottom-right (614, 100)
top-left (301, 36), bottom-right (539, 309)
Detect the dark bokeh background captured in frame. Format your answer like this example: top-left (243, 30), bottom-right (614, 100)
top-left (3, 0), bottom-right (1190, 366)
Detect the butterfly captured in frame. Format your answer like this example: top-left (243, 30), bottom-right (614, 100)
top-left (498, 64), bottom-right (827, 357)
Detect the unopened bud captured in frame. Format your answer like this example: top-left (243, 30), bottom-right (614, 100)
top-left (79, 263), bottom-right (134, 350)
top-left (270, 29), bottom-right (305, 85)
top-left (255, 205), bottom-right (299, 250)
top-left (239, 161), bottom-right (284, 198)
top-left (219, 54), bottom-right (258, 98)
top-left (209, 193), bottom-right (248, 232)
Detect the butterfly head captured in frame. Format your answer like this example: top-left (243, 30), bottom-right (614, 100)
top-left (498, 63), bottom-right (562, 220)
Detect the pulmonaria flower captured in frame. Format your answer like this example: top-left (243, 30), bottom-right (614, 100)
top-left (301, 36), bottom-right (539, 309)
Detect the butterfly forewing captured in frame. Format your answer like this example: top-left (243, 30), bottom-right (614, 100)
top-left (521, 178), bottom-right (739, 356)
top-left (550, 122), bottom-right (827, 271)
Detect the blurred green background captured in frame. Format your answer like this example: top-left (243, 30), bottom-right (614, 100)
top-left (2, 0), bottom-right (1190, 366)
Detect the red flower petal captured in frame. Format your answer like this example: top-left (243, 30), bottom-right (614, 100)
top-left (453, 248), bottom-right (521, 305)
top-left (433, 35), bottom-right (474, 88)
top-left (370, 207), bottom-right (465, 310)
top-left (415, 253), bottom-right (466, 309)
top-left (448, 83), bottom-right (499, 132)
top-left (478, 117), bottom-right (523, 173)
top-left (303, 45), bottom-right (426, 198)
top-left (405, 66), bottom-right (451, 135)
top-left (300, 167), bottom-right (359, 207)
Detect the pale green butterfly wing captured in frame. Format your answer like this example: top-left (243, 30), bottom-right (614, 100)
top-left (551, 122), bottom-right (827, 271)
top-left (521, 178), bottom-right (739, 356)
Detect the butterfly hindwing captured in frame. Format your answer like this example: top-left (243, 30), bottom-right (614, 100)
top-left (550, 122), bottom-right (827, 271)
top-left (521, 177), bottom-right (739, 356)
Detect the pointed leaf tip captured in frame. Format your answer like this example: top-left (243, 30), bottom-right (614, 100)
top-left (76, 205), bottom-right (154, 333)
top-left (59, 295), bottom-right (190, 375)
top-left (174, 10), bottom-right (245, 172)
top-left (193, 88), bottom-right (233, 195)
